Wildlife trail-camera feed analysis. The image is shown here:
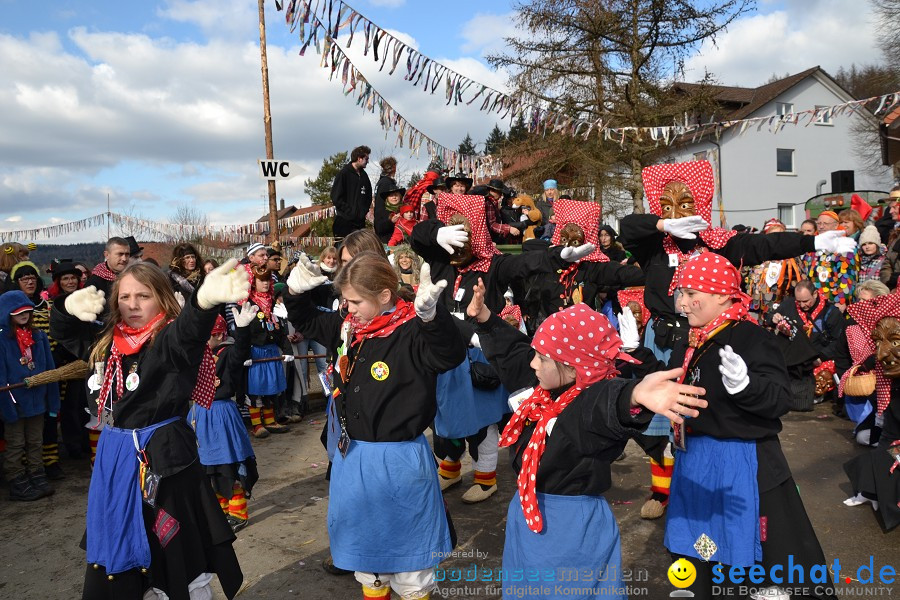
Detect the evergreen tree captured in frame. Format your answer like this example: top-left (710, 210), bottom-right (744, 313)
top-left (484, 124), bottom-right (507, 155)
top-left (457, 133), bottom-right (476, 156)
top-left (507, 114), bottom-right (528, 144)
top-left (304, 150), bottom-right (348, 235)
top-left (406, 171), bottom-right (423, 188)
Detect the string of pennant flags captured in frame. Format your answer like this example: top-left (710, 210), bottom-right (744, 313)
top-left (1, 206), bottom-right (336, 249)
top-left (281, 0), bottom-right (900, 146)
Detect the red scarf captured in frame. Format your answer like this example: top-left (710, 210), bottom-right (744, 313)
top-left (249, 289), bottom-right (274, 320)
top-left (14, 325), bottom-right (34, 365)
top-left (499, 384), bottom-right (584, 533)
top-left (796, 291), bottom-right (827, 336)
top-left (346, 299), bottom-right (417, 347)
top-left (91, 261), bottom-right (117, 282)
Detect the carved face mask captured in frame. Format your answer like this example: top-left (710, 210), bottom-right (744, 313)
top-left (873, 317), bottom-right (900, 378)
top-left (558, 223), bottom-right (585, 248)
top-left (658, 181), bottom-right (696, 220)
top-left (448, 215), bottom-right (474, 267)
top-left (626, 301), bottom-right (644, 332)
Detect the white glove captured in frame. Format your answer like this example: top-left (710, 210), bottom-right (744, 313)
top-left (173, 291), bottom-right (185, 308)
top-left (414, 263), bottom-right (447, 322)
top-left (197, 258), bottom-right (251, 310)
top-left (814, 229), bottom-right (857, 255)
top-left (286, 254), bottom-right (329, 294)
top-left (469, 333), bottom-right (481, 349)
top-left (519, 214), bottom-right (529, 222)
top-left (64, 286), bottom-right (105, 322)
top-left (617, 310), bottom-right (640, 351)
top-left (242, 359), bottom-right (253, 367)
top-left (436, 224), bottom-right (468, 255)
top-left (231, 302), bottom-right (259, 328)
top-left (283, 355), bottom-right (295, 362)
top-left (560, 243), bottom-right (595, 262)
top-left (662, 216), bottom-right (709, 239)
top-left (719, 345), bottom-right (750, 394)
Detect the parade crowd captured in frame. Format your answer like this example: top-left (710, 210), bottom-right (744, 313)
top-left (2, 146), bottom-right (900, 600)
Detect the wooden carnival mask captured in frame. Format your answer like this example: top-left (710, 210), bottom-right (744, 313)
top-left (658, 181), bottom-right (696, 220)
top-left (626, 301), bottom-right (645, 334)
top-left (873, 316), bottom-right (900, 378)
top-left (447, 214), bottom-right (475, 268)
top-left (558, 223), bottom-right (585, 248)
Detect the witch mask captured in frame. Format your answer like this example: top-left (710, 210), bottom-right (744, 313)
top-left (873, 316), bottom-right (900, 378)
top-left (659, 181), bottom-right (696, 220)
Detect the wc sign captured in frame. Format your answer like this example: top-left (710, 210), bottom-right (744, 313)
top-left (258, 159), bottom-right (295, 180)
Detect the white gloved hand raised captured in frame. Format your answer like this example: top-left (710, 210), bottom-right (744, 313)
top-left (662, 216), bottom-right (709, 239)
top-left (718, 345), bottom-right (750, 394)
top-left (64, 286), bottom-right (106, 322)
top-left (470, 333), bottom-right (481, 349)
top-left (814, 229), bottom-right (857, 255)
top-left (617, 310), bottom-right (640, 351)
top-left (436, 224), bottom-right (468, 255)
top-left (197, 258), bottom-right (250, 310)
top-left (231, 302), bottom-right (259, 328)
top-left (286, 254), bottom-right (329, 294)
top-left (414, 263), bottom-right (447, 322)
top-left (560, 243), bottom-right (595, 262)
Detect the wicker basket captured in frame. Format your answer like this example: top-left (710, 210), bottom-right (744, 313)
top-left (843, 364), bottom-right (876, 397)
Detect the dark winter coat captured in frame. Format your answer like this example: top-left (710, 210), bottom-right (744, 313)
top-left (330, 163), bottom-right (372, 222)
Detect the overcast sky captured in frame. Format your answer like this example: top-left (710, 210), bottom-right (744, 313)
top-left (0, 0), bottom-right (887, 243)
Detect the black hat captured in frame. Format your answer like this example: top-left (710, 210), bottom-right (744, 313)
top-left (445, 173), bottom-right (473, 191)
top-left (266, 246), bottom-right (282, 258)
top-left (379, 185), bottom-right (407, 201)
top-left (123, 235), bottom-right (143, 257)
top-left (48, 259), bottom-right (80, 280)
top-left (486, 179), bottom-right (506, 193)
top-left (427, 177), bottom-right (447, 195)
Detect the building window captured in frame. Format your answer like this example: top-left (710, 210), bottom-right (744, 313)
top-left (776, 102), bottom-right (794, 116)
top-left (776, 148), bottom-right (795, 174)
top-left (814, 105), bottom-right (833, 126)
top-left (777, 203), bottom-right (794, 227)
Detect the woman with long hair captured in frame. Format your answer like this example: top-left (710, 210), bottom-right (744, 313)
top-left (50, 259), bottom-right (248, 600)
top-left (285, 251), bottom-right (465, 600)
top-left (168, 242), bottom-right (205, 297)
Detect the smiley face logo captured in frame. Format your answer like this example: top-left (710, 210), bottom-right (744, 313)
top-left (667, 558), bottom-right (696, 588)
top-left (371, 361), bottom-right (390, 381)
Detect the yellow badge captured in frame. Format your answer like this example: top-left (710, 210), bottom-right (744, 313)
top-left (371, 361), bottom-right (390, 381)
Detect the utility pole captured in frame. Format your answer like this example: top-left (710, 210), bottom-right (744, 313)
top-left (258, 0), bottom-right (279, 246)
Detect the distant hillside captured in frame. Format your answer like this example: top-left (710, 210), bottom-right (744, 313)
top-left (28, 243), bottom-right (106, 272)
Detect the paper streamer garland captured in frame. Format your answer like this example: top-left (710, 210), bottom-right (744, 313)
top-left (281, 0), bottom-right (900, 146)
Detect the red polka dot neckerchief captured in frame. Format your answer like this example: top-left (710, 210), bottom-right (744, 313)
top-left (499, 384), bottom-right (585, 533)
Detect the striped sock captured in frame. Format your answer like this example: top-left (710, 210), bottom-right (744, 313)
top-left (229, 482), bottom-right (248, 521)
top-left (473, 470), bottom-right (497, 487)
top-left (362, 584), bottom-right (391, 599)
top-left (650, 456), bottom-right (675, 503)
top-left (262, 407), bottom-right (276, 426)
top-left (42, 443), bottom-right (60, 467)
top-left (249, 407), bottom-right (263, 427)
top-left (438, 459), bottom-right (461, 481)
top-left (89, 430), bottom-right (100, 467)
top-left (216, 493), bottom-right (229, 514)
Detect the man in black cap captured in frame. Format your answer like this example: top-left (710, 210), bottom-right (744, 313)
top-left (123, 236), bottom-right (144, 261)
top-left (485, 178), bottom-right (521, 243)
top-left (374, 184), bottom-right (407, 244)
top-left (330, 145), bottom-right (372, 238)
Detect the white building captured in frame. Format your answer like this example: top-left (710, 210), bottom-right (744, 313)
top-left (663, 67), bottom-right (895, 230)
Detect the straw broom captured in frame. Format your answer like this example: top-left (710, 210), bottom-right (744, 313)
top-left (0, 360), bottom-right (91, 395)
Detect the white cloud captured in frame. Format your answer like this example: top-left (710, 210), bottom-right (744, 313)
top-left (459, 12), bottom-right (519, 57)
top-left (6, 216), bottom-right (22, 222)
top-left (683, 0), bottom-right (881, 86)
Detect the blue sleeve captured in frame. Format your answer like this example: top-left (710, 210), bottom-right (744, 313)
top-left (37, 334), bottom-right (61, 415)
top-left (0, 344), bottom-right (17, 423)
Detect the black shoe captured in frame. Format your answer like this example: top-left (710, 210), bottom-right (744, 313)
top-left (29, 470), bottom-right (55, 498)
top-left (322, 557), bottom-right (352, 576)
top-left (44, 462), bottom-right (66, 480)
top-left (8, 473), bottom-right (43, 501)
top-left (226, 515), bottom-right (248, 533)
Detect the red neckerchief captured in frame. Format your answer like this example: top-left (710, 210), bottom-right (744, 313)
top-left (796, 291), bottom-right (827, 336)
top-left (345, 299), bottom-right (417, 347)
top-left (396, 218), bottom-right (416, 236)
top-left (681, 301), bottom-right (748, 383)
top-left (249, 289), bottom-right (274, 320)
top-left (14, 325), bottom-right (34, 365)
top-left (113, 313), bottom-right (166, 356)
top-left (499, 384), bottom-right (585, 533)
top-left (91, 262), bottom-right (117, 282)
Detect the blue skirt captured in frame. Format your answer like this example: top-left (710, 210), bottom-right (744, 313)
top-left (191, 400), bottom-right (255, 467)
top-left (434, 348), bottom-right (509, 439)
top-left (502, 492), bottom-right (624, 600)
top-left (328, 435), bottom-right (451, 573)
top-left (665, 435), bottom-right (761, 567)
top-left (247, 344), bottom-right (287, 396)
top-left (85, 416), bottom-right (180, 574)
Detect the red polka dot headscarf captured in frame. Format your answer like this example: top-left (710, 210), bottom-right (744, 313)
top-left (642, 160), bottom-right (715, 223)
top-left (677, 252), bottom-right (749, 302)
top-left (532, 305), bottom-right (639, 387)
top-left (847, 292), bottom-right (900, 333)
top-left (550, 199), bottom-right (608, 263)
top-left (437, 192), bottom-right (501, 272)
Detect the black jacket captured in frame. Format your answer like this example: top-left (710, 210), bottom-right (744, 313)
top-left (475, 313), bottom-right (651, 496)
top-left (770, 295), bottom-right (851, 374)
top-left (373, 174), bottom-right (398, 243)
top-left (620, 214), bottom-right (816, 323)
top-left (285, 292), bottom-right (465, 442)
top-left (330, 163), bottom-right (372, 222)
top-left (214, 325), bottom-right (251, 401)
